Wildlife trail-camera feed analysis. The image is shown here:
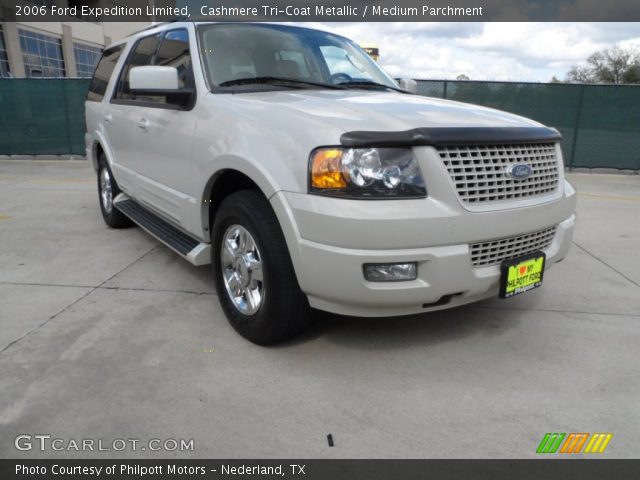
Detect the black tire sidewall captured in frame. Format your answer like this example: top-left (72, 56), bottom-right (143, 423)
top-left (97, 157), bottom-right (131, 228)
top-left (212, 191), bottom-right (307, 344)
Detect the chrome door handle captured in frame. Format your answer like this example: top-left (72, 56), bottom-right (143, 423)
top-left (104, 113), bottom-right (112, 123)
top-left (137, 118), bottom-right (150, 131)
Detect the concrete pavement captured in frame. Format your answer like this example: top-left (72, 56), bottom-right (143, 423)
top-left (0, 160), bottom-right (638, 459)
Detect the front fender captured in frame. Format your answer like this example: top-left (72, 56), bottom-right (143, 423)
top-left (191, 152), bottom-right (295, 241)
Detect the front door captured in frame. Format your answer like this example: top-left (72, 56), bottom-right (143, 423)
top-left (108, 29), bottom-right (197, 227)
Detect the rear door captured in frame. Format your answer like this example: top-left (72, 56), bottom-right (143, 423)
top-left (85, 44), bottom-right (124, 170)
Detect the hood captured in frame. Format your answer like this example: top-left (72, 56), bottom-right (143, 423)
top-left (229, 89), bottom-right (544, 133)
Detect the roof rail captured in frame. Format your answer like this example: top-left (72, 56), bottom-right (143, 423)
top-left (132, 22), bottom-right (165, 35)
top-left (132, 17), bottom-right (192, 35)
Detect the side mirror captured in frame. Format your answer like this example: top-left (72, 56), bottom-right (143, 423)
top-left (130, 66), bottom-right (179, 91)
top-left (128, 66), bottom-right (194, 108)
top-left (398, 78), bottom-right (417, 94)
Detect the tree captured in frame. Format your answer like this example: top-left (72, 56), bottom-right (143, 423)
top-left (566, 65), bottom-right (593, 83)
top-left (456, 74), bottom-right (470, 80)
top-left (566, 46), bottom-right (640, 84)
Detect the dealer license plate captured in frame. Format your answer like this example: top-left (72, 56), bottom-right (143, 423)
top-left (499, 252), bottom-right (546, 299)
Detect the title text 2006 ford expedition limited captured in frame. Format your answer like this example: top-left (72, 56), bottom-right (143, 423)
top-left (85, 22), bottom-right (576, 344)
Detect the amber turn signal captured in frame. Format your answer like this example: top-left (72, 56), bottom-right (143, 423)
top-left (310, 149), bottom-right (346, 189)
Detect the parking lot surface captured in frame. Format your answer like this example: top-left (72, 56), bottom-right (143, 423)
top-left (0, 159), bottom-right (638, 458)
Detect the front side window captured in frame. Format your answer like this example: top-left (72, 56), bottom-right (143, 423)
top-left (154, 29), bottom-right (192, 89)
top-left (19, 29), bottom-right (65, 78)
top-left (114, 33), bottom-right (161, 100)
top-left (88, 45), bottom-right (123, 102)
top-left (197, 24), bottom-right (397, 91)
top-left (114, 29), bottom-right (193, 105)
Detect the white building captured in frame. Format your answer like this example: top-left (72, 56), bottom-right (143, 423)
top-left (0, 1), bottom-right (151, 78)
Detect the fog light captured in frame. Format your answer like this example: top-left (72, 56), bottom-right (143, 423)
top-left (363, 263), bottom-right (417, 282)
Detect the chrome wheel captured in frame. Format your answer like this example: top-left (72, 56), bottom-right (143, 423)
top-left (100, 167), bottom-right (113, 214)
top-left (220, 225), bottom-right (264, 315)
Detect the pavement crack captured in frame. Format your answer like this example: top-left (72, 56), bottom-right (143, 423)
top-left (0, 280), bottom-right (215, 296)
top-left (0, 281), bottom-right (95, 289)
top-left (97, 285), bottom-right (215, 296)
top-left (1, 246), bottom-right (159, 354)
top-left (573, 241), bottom-right (639, 287)
top-left (0, 178), bottom-right (32, 188)
top-left (98, 245), bottom-right (160, 286)
top-left (1, 287), bottom-right (95, 353)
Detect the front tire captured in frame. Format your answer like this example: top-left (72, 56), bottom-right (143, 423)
top-left (212, 190), bottom-right (310, 345)
top-left (97, 156), bottom-right (132, 228)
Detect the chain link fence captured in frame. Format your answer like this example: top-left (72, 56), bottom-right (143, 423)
top-left (1, 78), bottom-right (639, 169)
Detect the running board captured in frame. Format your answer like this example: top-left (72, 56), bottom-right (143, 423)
top-left (114, 194), bottom-right (211, 266)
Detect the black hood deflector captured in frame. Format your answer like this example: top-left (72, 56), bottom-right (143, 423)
top-left (340, 127), bottom-right (562, 148)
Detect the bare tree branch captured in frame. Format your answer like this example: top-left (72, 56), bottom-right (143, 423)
top-left (566, 46), bottom-right (640, 84)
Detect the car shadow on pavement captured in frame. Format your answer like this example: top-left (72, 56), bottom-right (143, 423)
top-left (276, 300), bottom-right (524, 351)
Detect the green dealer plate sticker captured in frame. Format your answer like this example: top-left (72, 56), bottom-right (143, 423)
top-left (499, 252), bottom-right (546, 299)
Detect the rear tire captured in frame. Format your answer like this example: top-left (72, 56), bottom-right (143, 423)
top-left (97, 155), bottom-right (133, 228)
top-left (212, 190), bottom-right (310, 345)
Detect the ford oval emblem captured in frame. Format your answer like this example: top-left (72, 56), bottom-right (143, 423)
top-left (505, 163), bottom-right (533, 180)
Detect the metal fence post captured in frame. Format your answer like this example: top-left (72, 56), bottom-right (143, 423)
top-left (569, 84), bottom-right (585, 169)
top-left (60, 79), bottom-right (74, 155)
top-left (443, 81), bottom-right (448, 99)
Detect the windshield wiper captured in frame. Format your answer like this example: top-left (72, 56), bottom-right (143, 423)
top-left (219, 76), bottom-right (342, 90)
top-left (336, 80), bottom-right (406, 93)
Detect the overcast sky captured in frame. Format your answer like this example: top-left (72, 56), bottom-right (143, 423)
top-left (310, 22), bottom-right (640, 82)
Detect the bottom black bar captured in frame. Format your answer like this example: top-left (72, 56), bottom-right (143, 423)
top-left (2, 459), bottom-right (639, 480)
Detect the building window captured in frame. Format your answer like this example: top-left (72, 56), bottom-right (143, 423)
top-left (0, 25), bottom-right (10, 77)
top-left (74, 42), bottom-right (103, 77)
top-left (19, 29), bottom-right (66, 78)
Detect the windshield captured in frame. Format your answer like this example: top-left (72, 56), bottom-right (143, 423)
top-left (196, 23), bottom-right (398, 90)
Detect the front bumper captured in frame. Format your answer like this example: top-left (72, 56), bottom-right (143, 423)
top-left (301, 215), bottom-right (572, 317)
top-left (270, 146), bottom-right (577, 317)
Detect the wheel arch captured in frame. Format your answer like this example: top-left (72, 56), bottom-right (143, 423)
top-left (200, 167), bottom-right (308, 297)
top-left (92, 141), bottom-right (103, 171)
top-left (89, 130), bottom-right (115, 172)
top-left (205, 168), bottom-right (259, 220)
top-left (201, 168), bottom-right (270, 242)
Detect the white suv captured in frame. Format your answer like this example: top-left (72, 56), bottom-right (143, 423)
top-left (85, 22), bottom-right (576, 344)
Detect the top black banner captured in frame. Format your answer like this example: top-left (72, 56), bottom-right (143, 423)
top-left (2, 0), bottom-right (640, 22)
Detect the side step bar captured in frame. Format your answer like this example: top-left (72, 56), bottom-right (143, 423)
top-left (114, 194), bottom-right (211, 266)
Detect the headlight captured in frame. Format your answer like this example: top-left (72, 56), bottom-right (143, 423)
top-left (309, 147), bottom-right (426, 198)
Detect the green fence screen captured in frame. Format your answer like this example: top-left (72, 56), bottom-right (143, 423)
top-left (1, 78), bottom-right (639, 169)
top-left (416, 80), bottom-right (640, 170)
top-left (0, 79), bottom-right (90, 156)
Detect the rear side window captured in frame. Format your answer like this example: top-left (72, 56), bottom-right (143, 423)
top-left (114, 34), bottom-right (161, 101)
top-left (87, 45), bottom-right (124, 102)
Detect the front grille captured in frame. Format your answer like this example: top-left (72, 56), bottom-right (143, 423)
top-left (470, 226), bottom-right (557, 267)
top-left (438, 142), bottom-right (559, 205)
